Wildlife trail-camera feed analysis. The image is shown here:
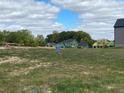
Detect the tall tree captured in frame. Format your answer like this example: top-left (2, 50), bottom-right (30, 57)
top-left (46, 31), bottom-right (94, 46)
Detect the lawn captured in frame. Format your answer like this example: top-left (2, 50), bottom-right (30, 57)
top-left (0, 48), bottom-right (124, 93)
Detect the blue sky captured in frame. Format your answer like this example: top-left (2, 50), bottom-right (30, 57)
top-left (38, 0), bottom-right (79, 29)
top-left (0, 0), bottom-right (124, 40)
top-left (37, 0), bottom-right (49, 3)
top-left (57, 9), bottom-right (79, 29)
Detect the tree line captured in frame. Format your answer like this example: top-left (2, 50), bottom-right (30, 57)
top-left (0, 30), bottom-right (46, 47)
top-left (0, 30), bottom-right (94, 47)
top-left (46, 31), bottom-right (94, 46)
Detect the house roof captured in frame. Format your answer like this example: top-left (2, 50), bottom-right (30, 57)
top-left (79, 41), bottom-right (88, 46)
top-left (114, 18), bottom-right (124, 28)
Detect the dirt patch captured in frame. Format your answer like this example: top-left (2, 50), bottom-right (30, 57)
top-left (23, 85), bottom-right (52, 93)
top-left (0, 47), bottom-right (5, 49)
top-left (0, 56), bottom-right (24, 65)
top-left (106, 85), bottom-right (119, 90)
top-left (10, 62), bottom-right (51, 76)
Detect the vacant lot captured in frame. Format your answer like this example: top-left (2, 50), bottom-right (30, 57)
top-left (0, 48), bottom-right (124, 93)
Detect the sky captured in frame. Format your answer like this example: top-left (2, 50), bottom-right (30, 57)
top-left (0, 0), bottom-right (124, 40)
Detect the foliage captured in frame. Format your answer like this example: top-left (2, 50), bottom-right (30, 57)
top-left (0, 30), bottom-right (94, 47)
top-left (46, 31), bottom-right (94, 46)
top-left (0, 30), bottom-right (45, 47)
top-left (0, 32), bottom-right (4, 44)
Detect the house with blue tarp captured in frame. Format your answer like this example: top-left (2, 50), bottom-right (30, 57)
top-left (56, 39), bottom-right (89, 48)
top-left (56, 39), bottom-right (78, 48)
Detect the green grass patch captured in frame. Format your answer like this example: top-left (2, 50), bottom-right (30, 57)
top-left (0, 48), bottom-right (124, 93)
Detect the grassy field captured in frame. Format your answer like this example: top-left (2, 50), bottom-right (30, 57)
top-left (0, 48), bottom-right (124, 93)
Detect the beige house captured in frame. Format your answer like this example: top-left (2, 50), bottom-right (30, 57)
top-left (93, 39), bottom-right (112, 48)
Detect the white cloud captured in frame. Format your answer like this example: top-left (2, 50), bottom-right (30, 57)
top-left (1, 0), bottom-right (124, 40)
top-left (0, 0), bottom-right (64, 36)
top-left (51, 0), bottom-right (124, 40)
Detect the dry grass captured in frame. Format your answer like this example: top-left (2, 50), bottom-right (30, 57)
top-left (0, 48), bottom-right (124, 93)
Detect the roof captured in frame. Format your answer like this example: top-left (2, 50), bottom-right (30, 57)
top-left (114, 18), bottom-right (124, 28)
top-left (93, 42), bottom-right (98, 46)
top-left (79, 41), bottom-right (88, 46)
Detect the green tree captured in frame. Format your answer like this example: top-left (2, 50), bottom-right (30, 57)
top-left (46, 31), bottom-right (94, 46)
top-left (35, 35), bottom-right (46, 46)
top-left (0, 31), bottom-right (4, 45)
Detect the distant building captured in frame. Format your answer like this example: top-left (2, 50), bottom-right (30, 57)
top-left (114, 18), bottom-right (124, 47)
top-left (93, 39), bottom-right (113, 48)
top-left (56, 39), bottom-right (78, 48)
top-left (47, 43), bottom-right (56, 47)
top-left (56, 39), bottom-right (89, 48)
top-left (78, 41), bottom-right (89, 48)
